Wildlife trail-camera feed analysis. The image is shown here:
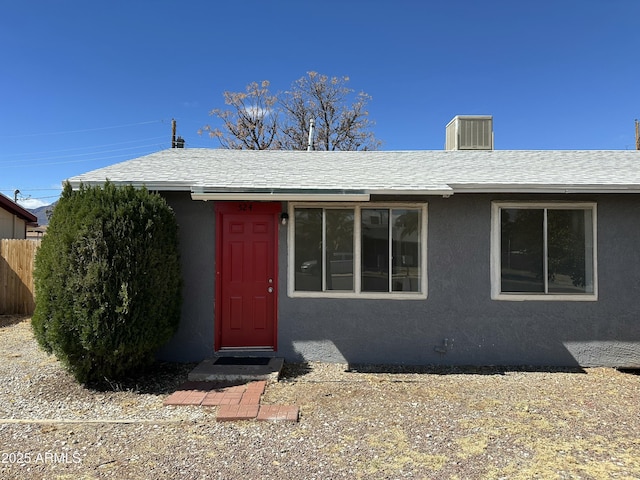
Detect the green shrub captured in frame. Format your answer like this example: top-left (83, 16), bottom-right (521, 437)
top-left (32, 182), bottom-right (182, 384)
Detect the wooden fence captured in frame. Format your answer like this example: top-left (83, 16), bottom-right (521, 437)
top-left (0, 239), bottom-right (41, 315)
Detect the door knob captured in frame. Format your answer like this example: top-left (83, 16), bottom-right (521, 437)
top-left (267, 286), bottom-right (274, 293)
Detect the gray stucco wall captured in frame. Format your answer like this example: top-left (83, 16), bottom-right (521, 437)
top-left (156, 192), bottom-right (216, 362)
top-left (158, 192), bottom-right (640, 368)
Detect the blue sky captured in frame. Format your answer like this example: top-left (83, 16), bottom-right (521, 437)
top-left (2, 1), bottom-right (639, 208)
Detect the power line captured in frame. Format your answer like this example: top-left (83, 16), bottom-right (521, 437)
top-left (0, 187), bottom-right (60, 191)
top-left (2, 149), bottom-right (163, 168)
top-left (1, 142), bottom-right (165, 167)
top-left (0, 120), bottom-right (164, 138)
top-left (1, 135), bottom-right (166, 158)
top-left (1, 190), bottom-right (61, 201)
top-left (21, 195), bottom-right (61, 201)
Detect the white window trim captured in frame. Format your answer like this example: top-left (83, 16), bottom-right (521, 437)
top-left (288, 202), bottom-right (428, 299)
top-left (490, 201), bottom-right (598, 301)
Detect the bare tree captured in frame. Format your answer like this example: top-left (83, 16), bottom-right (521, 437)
top-left (201, 72), bottom-right (381, 151)
top-left (279, 72), bottom-right (381, 151)
top-left (198, 81), bottom-right (279, 150)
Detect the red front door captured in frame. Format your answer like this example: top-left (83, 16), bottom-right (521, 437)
top-left (215, 202), bottom-right (279, 350)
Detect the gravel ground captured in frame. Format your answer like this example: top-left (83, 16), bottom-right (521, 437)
top-left (1, 315), bottom-right (639, 479)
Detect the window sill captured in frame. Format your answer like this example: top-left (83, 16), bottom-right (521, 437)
top-left (289, 291), bottom-right (428, 300)
top-left (492, 292), bottom-right (598, 302)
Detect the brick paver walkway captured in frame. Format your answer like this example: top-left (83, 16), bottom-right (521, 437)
top-left (164, 380), bottom-right (298, 422)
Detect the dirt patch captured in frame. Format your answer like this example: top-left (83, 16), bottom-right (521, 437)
top-left (1, 316), bottom-right (639, 479)
top-left (0, 314), bottom-right (29, 328)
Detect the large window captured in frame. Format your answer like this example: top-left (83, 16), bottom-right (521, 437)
top-left (291, 204), bottom-right (427, 298)
top-left (491, 202), bottom-right (597, 300)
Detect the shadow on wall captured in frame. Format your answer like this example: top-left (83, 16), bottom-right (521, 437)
top-left (281, 327), bottom-right (640, 370)
top-left (276, 297), bottom-right (640, 370)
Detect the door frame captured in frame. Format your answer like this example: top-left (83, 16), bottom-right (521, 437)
top-left (214, 201), bottom-right (281, 351)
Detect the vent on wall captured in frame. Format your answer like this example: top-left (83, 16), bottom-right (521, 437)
top-left (445, 115), bottom-right (494, 150)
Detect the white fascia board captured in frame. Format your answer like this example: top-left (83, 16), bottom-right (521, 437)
top-left (367, 187), bottom-right (454, 196)
top-left (191, 192), bottom-right (371, 201)
top-left (190, 185), bottom-right (456, 201)
top-left (450, 184), bottom-right (640, 194)
top-left (125, 182), bottom-right (192, 191)
top-left (66, 180), bottom-right (192, 191)
top-left (191, 188), bottom-right (370, 202)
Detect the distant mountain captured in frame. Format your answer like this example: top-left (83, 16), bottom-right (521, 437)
top-left (29, 202), bottom-right (57, 226)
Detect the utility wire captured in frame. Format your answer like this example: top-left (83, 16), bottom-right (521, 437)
top-left (2, 135), bottom-right (167, 158)
top-left (20, 195), bottom-right (60, 201)
top-left (1, 142), bottom-right (165, 166)
top-left (0, 120), bottom-right (163, 138)
top-left (2, 148), bottom-right (164, 168)
top-left (0, 187), bottom-right (61, 191)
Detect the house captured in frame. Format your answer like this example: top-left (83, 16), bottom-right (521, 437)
top-left (0, 192), bottom-right (38, 239)
top-left (66, 117), bottom-right (640, 368)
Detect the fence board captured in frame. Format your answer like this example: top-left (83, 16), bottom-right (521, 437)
top-left (0, 239), bottom-right (41, 315)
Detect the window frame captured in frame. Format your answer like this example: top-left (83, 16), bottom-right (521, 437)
top-left (490, 201), bottom-right (598, 301)
top-left (288, 202), bottom-right (428, 299)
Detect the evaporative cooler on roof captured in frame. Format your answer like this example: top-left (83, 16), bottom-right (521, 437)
top-left (445, 115), bottom-right (494, 151)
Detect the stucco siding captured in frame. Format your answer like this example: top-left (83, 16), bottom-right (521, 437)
top-left (278, 194), bottom-right (640, 367)
top-left (0, 208), bottom-right (27, 239)
top-left (156, 192), bottom-right (216, 362)
top-left (158, 193), bottom-right (640, 367)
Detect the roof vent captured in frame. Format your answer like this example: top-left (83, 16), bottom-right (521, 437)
top-left (445, 115), bottom-right (493, 150)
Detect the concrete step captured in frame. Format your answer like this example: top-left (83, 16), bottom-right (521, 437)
top-left (188, 357), bottom-right (284, 383)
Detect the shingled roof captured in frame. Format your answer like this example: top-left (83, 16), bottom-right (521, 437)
top-left (66, 149), bottom-right (640, 200)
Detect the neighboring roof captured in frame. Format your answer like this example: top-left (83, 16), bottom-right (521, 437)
top-left (0, 192), bottom-right (38, 223)
top-left (66, 149), bottom-right (640, 200)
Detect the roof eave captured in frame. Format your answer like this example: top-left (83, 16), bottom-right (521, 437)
top-left (190, 186), bottom-right (455, 201)
top-left (67, 180), bottom-right (193, 191)
top-left (0, 193), bottom-right (38, 223)
top-left (367, 188), bottom-right (454, 197)
top-left (450, 184), bottom-right (640, 194)
top-left (190, 188), bottom-right (371, 202)
top-left (66, 179), bottom-right (640, 198)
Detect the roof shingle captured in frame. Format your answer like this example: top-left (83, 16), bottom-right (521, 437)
top-left (66, 149), bottom-right (640, 195)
